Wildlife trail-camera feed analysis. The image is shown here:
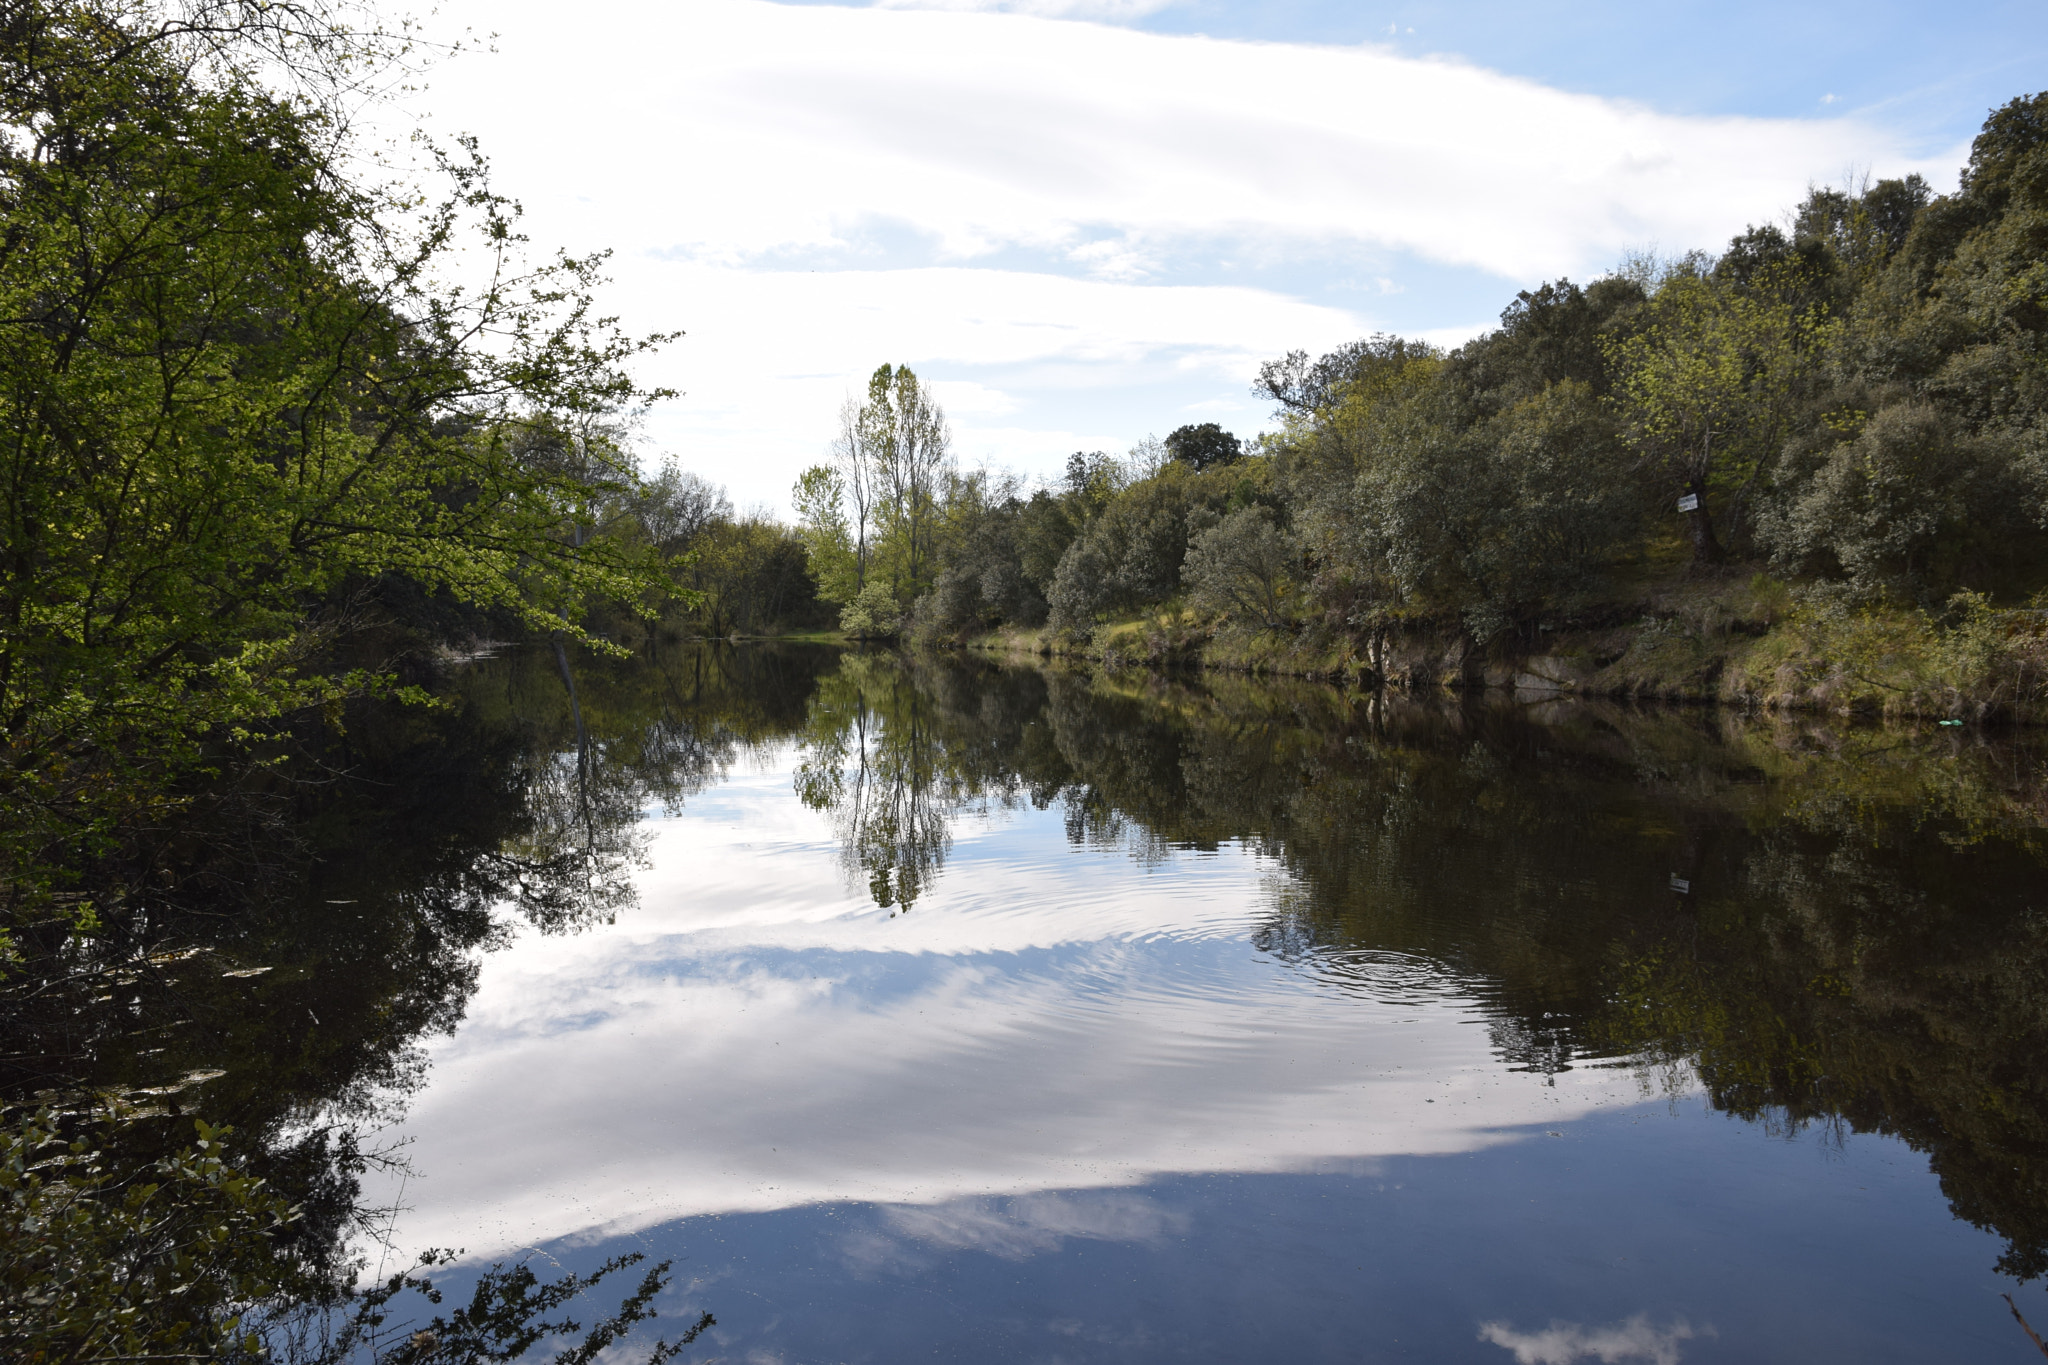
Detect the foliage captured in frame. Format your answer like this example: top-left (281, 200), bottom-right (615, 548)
top-left (1, 1103), bottom-right (712, 1363)
top-left (1046, 459), bottom-right (1259, 636)
top-left (1163, 422), bottom-right (1243, 472)
top-left (1182, 506), bottom-right (1297, 631)
top-left (840, 582), bottom-right (903, 640)
top-left (1606, 260), bottom-right (1834, 562)
top-left (1756, 403), bottom-right (2032, 601)
top-left (917, 471), bottom-right (1049, 637)
top-left (635, 460), bottom-right (731, 561)
top-left (672, 517), bottom-right (821, 636)
top-left (792, 465), bottom-right (859, 603)
top-left (1280, 354), bottom-right (1647, 641)
top-left (3, 1109), bottom-right (311, 1363)
top-left (1254, 334), bottom-right (1439, 416)
top-left (0, 0), bottom-right (675, 933)
top-left (831, 365), bottom-right (953, 605)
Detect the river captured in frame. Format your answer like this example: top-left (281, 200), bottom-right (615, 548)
top-left (25, 642), bottom-right (2048, 1362)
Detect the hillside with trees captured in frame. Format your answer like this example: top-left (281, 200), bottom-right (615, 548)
top-left (784, 94), bottom-right (2048, 723)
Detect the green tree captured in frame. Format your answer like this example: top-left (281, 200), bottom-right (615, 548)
top-left (1182, 505), bottom-right (1297, 631)
top-left (792, 465), bottom-right (859, 603)
top-left (871, 365), bottom-right (953, 599)
top-left (1254, 334), bottom-right (1438, 417)
top-left (1164, 423), bottom-right (1243, 472)
top-left (676, 518), bottom-right (820, 636)
top-left (1608, 264), bottom-right (1830, 563)
top-left (838, 581), bottom-right (902, 640)
top-left (0, 0), bottom-right (674, 937)
top-left (1047, 459), bottom-right (1256, 635)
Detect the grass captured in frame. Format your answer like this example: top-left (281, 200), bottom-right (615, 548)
top-left (936, 565), bottom-right (2048, 725)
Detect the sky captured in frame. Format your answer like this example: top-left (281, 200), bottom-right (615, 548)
top-left (387, 0), bottom-right (2047, 511)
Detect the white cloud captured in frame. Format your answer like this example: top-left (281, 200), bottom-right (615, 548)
top-left (385, 0), bottom-right (1952, 509)
top-left (1480, 1315), bottom-right (1707, 1365)
top-left (925, 378), bottom-right (1022, 415)
top-left (415, 0), bottom-right (1938, 276)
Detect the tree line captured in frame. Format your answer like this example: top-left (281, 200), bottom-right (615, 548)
top-left (773, 92), bottom-right (2048, 677)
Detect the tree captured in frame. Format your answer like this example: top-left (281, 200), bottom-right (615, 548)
top-left (1046, 460), bottom-right (1254, 635)
top-left (1607, 265), bottom-right (1830, 564)
top-left (878, 365), bottom-right (952, 595)
top-left (1275, 349), bottom-right (1645, 642)
top-left (635, 459), bottom-right (730, 559)
top-left (1757, 403), bottom-right (2029, 603)
top-left (675, 518), bottom-right (820, 636)
top-left (1183, 506), bottom-right (1297, 631)
top-left (0, 0), bottom-right (680, 938)
top-left (1164, 423), bottom-right (1243, 472)
top-left (1254, 335), bottom-right (1437, 416)
top-left (792, 464), bottom-right (858, 602)
top-left (836, 364), bottom-right (952, 603)
top-left (829, 396), bottom-right (877, 590)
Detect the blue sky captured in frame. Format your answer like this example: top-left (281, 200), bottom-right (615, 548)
top-left (1127, 0), bottom-right (2042, 131)
top-left (893, 0), bottom-right (2044, 136)
top-left (396, 0), bottom-right (2043, 509)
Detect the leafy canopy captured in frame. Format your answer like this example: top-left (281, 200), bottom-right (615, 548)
top-left (0, 0), bottom-right (675, 929)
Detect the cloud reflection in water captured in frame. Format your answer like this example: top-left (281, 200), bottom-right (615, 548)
top-left (1479, 1315), bottom-right (1707, 1365)
top-left (376, 754), bottom-right (1660, 1262)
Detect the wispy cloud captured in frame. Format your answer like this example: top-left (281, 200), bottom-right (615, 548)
top-left (457, 0), bottom-right (1940, 280)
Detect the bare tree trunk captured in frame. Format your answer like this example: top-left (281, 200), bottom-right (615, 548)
top-left (1684, 431), bottom-right (1724, 567)
top-left (1685, 476), bottom-right (1726, 566)
top-left (833, 395), bottom-right (873, 591)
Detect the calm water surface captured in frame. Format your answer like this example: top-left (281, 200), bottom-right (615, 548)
top-left (315, 643), bottom-right (2045, 1363)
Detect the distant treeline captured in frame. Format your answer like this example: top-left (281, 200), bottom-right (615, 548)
top-left (767, 92), bottom-right (2048, 661)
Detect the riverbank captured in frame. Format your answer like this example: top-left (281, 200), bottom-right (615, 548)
top-left (949, 567), bottom-right (2048, 726)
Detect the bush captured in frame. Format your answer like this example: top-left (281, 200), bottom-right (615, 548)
top-left (839, 582), bottom-right (903, 639)
top-left (1183, 506), bottom-right (1298, 631)
top-left (1758, 402), bottom-right (2032, 603)
top-left (1046, 462), bottom-right (1255, 635)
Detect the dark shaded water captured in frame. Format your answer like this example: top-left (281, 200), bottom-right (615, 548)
top-left (15, 644), bottom-right (2048, 1362)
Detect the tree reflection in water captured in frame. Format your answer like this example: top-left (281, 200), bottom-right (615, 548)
top-left (8, 640), bottom-right (2047, 1329)
top-left (794, 653), bottom-right (951, 910)
top-left (0, 640), bottom-right (828, 1302)
top-left (787, 651), bottom-right (2048, 1298)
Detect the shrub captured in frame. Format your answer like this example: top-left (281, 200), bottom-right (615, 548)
top-left (1183, 506), bottom-right (1298, 631)
top-left (839, 582), bottom-right (903, 639)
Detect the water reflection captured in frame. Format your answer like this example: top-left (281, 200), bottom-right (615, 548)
top-left (689, 650), bottom-right (2048, 1290)
top-left (793, 653), bottom-right (955, 910)
top-left (0, 641), bottom-right (827, 1278)
top-left (13, 639), bottom-right (2048, 1353)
